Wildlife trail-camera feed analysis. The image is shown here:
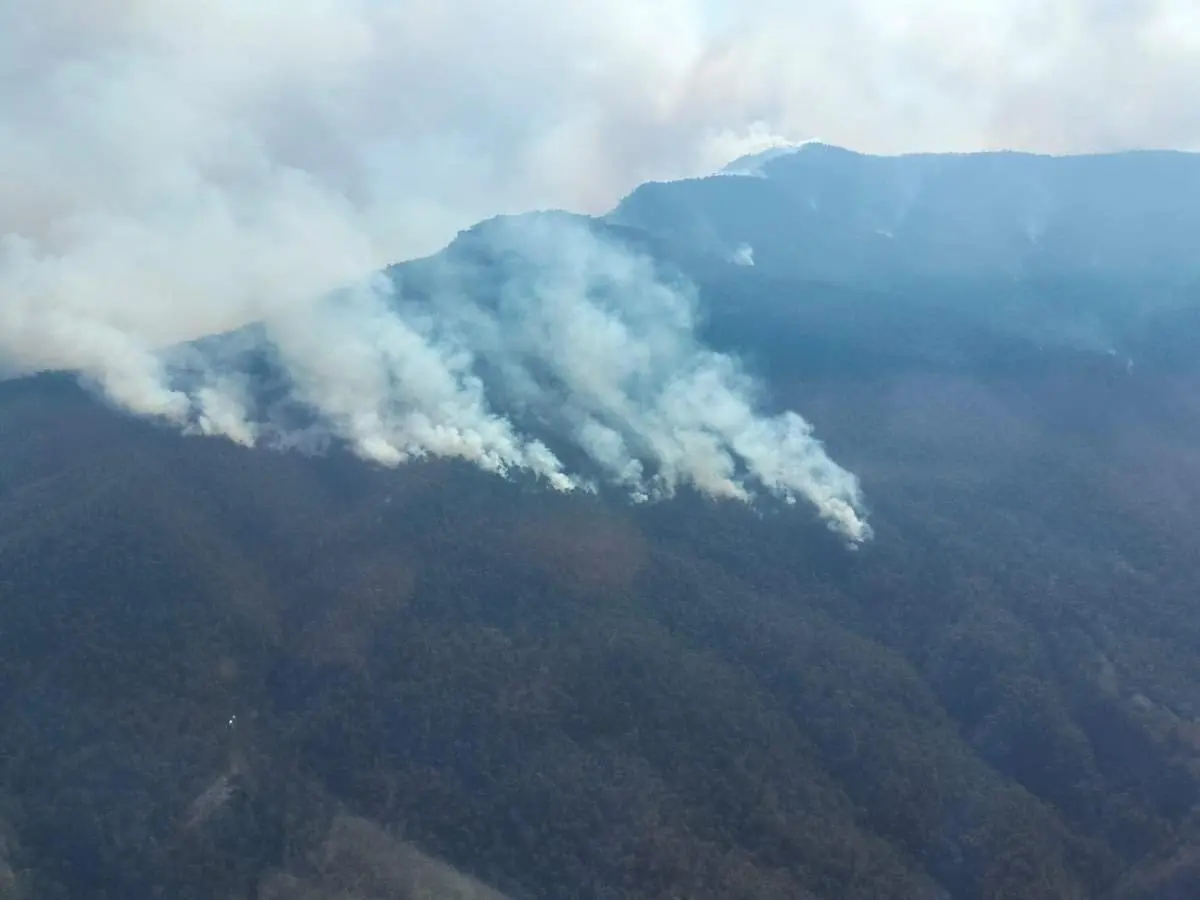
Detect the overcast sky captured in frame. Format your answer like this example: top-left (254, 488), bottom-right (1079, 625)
top-left (2, 0), bottom-right (1199, 352)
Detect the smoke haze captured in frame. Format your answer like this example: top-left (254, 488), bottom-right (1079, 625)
top-left (159, 217), bottom-right (873, 542)
top-left (3, 0), bottom-right (1195, 539)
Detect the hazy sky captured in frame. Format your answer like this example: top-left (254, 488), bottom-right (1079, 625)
top-left (4, 0), bottom-right (1198, 269)
top-left (2, 0), bottom-right (1199, 368)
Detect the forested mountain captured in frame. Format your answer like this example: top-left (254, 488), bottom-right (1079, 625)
top-left (5, 146), bottom-right (1200, 899)
top-left (614, 142), bottom-right (1200, 287)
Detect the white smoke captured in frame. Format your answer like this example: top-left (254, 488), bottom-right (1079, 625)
top-left (262, 277), bottom-right (576, 490)
top-left (157, 216), bottom-right (871, 542)
top-left (430, 217), bottom-right (869, 539)
top-left (30, 0), bottom-right (1200, 544)
top-left (731, 244), bottom-right (756, 266)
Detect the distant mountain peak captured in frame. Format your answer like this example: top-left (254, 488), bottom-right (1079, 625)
top-left (719, 139), bottom-right (832, 177)
top-left (611, 141), bottom-right (1200, 290)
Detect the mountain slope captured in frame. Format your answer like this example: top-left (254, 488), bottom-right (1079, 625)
top-left (611, 144), bottom-right (1200, 376)
top-left (6, 359), bottom-right (1200, 898)
top-left (611, 143), bottom-right (1200, 288)
top-left (6, 147), bottom-right (1200, 898)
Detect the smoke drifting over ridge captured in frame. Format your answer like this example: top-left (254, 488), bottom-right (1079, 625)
top-left (161, 216), bottom-right (873, 542)
top-left (0, 0), bottom-right (884, 541)
top-left (10, 0), bottom-right (1196, 540)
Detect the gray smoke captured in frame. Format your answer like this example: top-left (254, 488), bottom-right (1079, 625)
top-left (10, 0), bottom-right (1192, 543)
top-left (428, 216), bottom-right (869, 539)
top-left (159, 216), bottom-right (871, 542)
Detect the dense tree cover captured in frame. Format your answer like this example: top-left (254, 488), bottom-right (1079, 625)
top-left (8, 146), bottom-right (1200, 898)
top-left (4, 341), bottom-right (1200, 899)
top-left (610, 144), bottom-right (1200, 290)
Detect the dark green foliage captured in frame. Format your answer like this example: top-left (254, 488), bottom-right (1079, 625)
top-left (9, 147), bottom-right (1200, 898)
top-left (6, 349), bottom-right (1200, 898)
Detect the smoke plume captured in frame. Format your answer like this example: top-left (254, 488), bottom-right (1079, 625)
top-left (9, 0), bottom-right (1193, 542)
top-left (158, 216), bottom-right (872, 542)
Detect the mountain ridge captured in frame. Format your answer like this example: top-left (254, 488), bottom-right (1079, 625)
top-left (6, 145), bottom-right (1200, 898)
top-left (611, 141), bottom-right (1200, 292)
